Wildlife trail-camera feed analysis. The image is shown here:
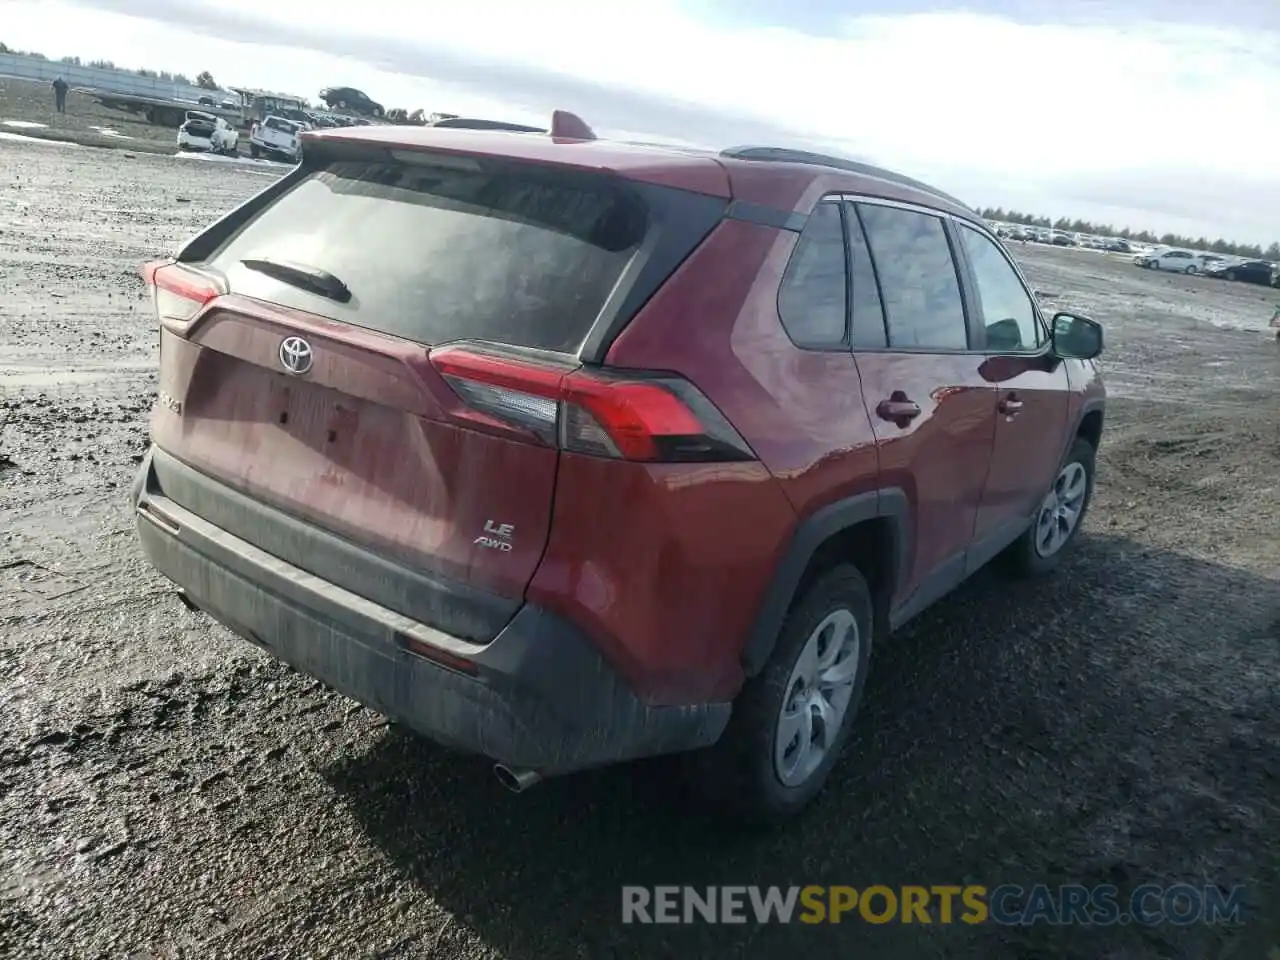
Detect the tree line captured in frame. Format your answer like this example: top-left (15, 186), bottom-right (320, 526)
top-left (978, 207), bottom-right (1280, 261)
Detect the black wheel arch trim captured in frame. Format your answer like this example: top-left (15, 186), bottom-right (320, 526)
top-left (741, 488), bottom-right (910, 677)
top-left (1066, 398), bottom-right (1106, 458)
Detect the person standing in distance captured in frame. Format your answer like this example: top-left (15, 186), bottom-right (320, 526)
top-left (52, 76), bottom-right (69, 114)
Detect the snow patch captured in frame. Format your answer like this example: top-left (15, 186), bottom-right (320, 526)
top-left (0, 131), bottom-right (79, 147)
top-left (2, 120), bottom-right (49, 129)
top-left (171, 151), bottom-right (291, 170)
top-left (90, 126), bottom-right (132, 139)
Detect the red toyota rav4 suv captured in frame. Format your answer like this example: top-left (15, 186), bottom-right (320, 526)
top-left (133, 113), bottom-right (1105, 824)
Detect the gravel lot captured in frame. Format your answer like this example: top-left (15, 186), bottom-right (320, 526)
top-left (1, 137), bottom-right (1278, 960)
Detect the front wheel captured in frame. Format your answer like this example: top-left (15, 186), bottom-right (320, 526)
top-left (1185, 265), bottom-right (1198, 275)
top-left (1226, 271), bottom-right (1237, 281)
top-left (1005, 437), bottom-right (1096, 576)
top-left (684, 565), bottom-right (873, 825)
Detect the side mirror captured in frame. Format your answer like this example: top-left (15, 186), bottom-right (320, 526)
top-left (1052, 312), bottom-right (1103, 360)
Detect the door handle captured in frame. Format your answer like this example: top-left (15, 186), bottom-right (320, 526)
top-left (876, 392), bottom-right (921, 425)
top-left (998, 394), bottom-right (1023, 415)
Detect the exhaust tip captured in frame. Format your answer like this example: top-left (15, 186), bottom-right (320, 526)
top-left (175, 590), bottom-right (199, 612)
top-left (493, 764), bottom-right (542, 794)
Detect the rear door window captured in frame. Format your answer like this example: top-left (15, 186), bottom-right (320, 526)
top-left (855, 203), bottom-right (968, 350)
top-left (204, 158), bottom-right (648, 354)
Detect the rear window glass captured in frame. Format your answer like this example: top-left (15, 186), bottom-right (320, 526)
top-left (265, 118), bottom-right (298, 133)
top-left (205, 158), bottom-right (647, 354)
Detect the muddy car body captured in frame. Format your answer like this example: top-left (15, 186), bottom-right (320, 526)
top-left (132, 113), bottom-right (1106, 823)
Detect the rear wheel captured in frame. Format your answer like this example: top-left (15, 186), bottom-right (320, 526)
top-left (1226, 271), bottom-right (1237, 281)
top-left (684, 565), bottom-right (873, 825)
top-left (1005, 437), bottom-right (1095, 576)
top-left (1185, 264), bottom-right (1198, 275)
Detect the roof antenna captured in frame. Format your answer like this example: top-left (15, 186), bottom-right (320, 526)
top-left (550, 110), bottom-right (596, 141)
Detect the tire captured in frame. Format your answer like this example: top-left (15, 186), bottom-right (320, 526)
top-left (250, 143), bottom-right (260, 159)
top-left (683, 565), bottom-right (874, 826)
top-left (1226, 271), bottom-right (1236, 282)
top-left (1004, 437), bottom-right (1096, 577)
top-left (372, 105), bottom-right (384, 118)
top-left (1185, 265), bottom-right (1197, 275)
top-left (337, 100), bottom-right (348, 110)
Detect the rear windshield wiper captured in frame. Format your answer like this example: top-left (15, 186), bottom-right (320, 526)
top-left (240, 257), bottom-right (352, 304)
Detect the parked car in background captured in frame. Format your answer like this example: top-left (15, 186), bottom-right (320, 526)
top-left (133, 116), bottom-right (1106, 824)
top-left (176, 111), bottom-right (239, 156)
top-left (249, 115), bottom-right (306, 162)
top-left (1139, 249), bottom-right (1202, 273)
top-left (1206, 259), bottom-right (1276, 285)
top-left (318, 87), bottom-right (384, 118)
top-left (1106, 239), bottom-right (1132, 253)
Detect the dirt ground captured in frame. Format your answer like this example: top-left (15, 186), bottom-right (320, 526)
top-left (1, 137), bottom-right (1278, 960)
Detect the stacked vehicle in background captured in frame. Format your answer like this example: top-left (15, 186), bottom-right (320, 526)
top-left (318, 87), bottom-right (384, 118)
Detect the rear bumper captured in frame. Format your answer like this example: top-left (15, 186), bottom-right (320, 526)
top-left (130, 447), bottom-right (729, 773)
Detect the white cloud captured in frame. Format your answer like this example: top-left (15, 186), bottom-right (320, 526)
top-left (3, 0), bottom-right (1278, 243)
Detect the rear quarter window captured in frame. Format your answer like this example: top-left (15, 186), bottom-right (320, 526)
top-left (776, 201), bottom-right (848, 348)
top-left (203, 158), bottom-right (648, 354)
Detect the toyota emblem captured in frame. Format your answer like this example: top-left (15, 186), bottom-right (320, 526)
top-left (278, 336), bottom-right (313, 375)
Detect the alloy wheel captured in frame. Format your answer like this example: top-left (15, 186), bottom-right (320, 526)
top-left (774, 609), bottom-right (861, 787)
top-left (1035, 461), bottom-right (1088, 558)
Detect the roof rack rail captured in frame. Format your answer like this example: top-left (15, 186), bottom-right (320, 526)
top-left (426, 110), bottom-right (597, 140)
top-left (719, 146), bottom-right (971, 211)
top-left (428, 117), bottom-right (545, 133)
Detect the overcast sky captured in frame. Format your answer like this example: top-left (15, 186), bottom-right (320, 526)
top-left (4, 0), bottom-right (1278, 245)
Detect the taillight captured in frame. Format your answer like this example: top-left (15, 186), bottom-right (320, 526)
top-left (140, 260), bottom-right (225, 324)
top-left (429, 346), bottom-right (755, 463)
